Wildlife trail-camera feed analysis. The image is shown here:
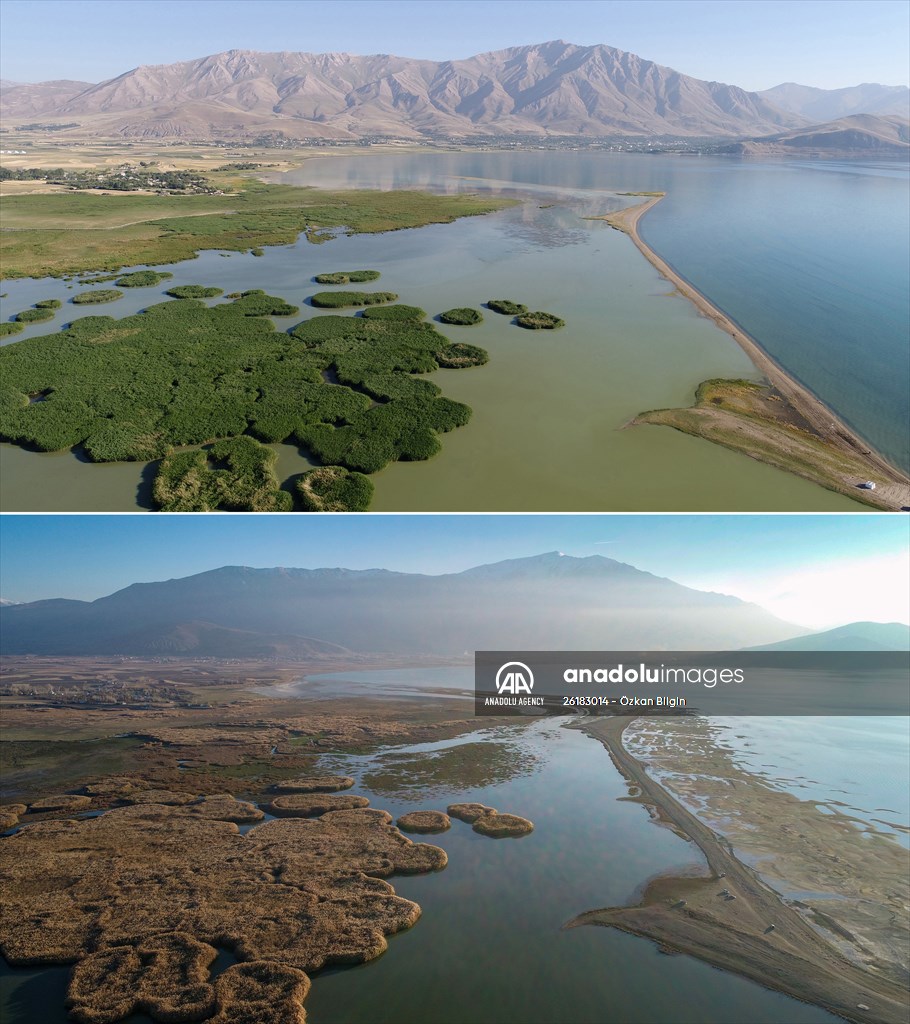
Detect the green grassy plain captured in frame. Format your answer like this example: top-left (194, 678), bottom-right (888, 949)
top-left (0, 177), bottom-right (515, 279)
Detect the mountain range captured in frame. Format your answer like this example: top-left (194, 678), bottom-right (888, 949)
top-left (720, 113), bottom-right (909, 157)
top-left (0, 553), bottom-right (807, 657)
top-left (746, 621), bottom-right (910, 652)
top-left (758, 82), bottom-right (910, 122)
top-left (0, 41), bottom-right (810, 140)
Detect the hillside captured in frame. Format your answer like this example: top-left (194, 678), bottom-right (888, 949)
top-left (719, 113), bottom-right (910, 157)
top-left (0, 554), bottom-right (805, 657)
top-left (759, 82), bottom-right (910, 122)
top-left (0, 41), bottom-right (804, 140)
top-left (745, 621), bottom-right (910, 652)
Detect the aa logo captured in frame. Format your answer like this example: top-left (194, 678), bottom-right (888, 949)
top-left (495, 661), bottom-right (534, 695)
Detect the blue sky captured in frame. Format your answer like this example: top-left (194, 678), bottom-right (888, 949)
top-left (1, 1), bottom-right (907, 90)
top-left (1, 514), bottom-right (907, 628)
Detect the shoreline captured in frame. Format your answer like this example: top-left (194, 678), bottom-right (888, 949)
top-left (600, 195), bottom-right (910, 510)
top-left (570, 716), bottom-right (909, 1024)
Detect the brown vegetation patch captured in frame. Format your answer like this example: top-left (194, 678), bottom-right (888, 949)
top-left (396, 810), bottom-right (451, 833)
top-left (28, 793), bottom-right (92, 813)
top-left (210, 961), bottom-right (310, 1024)
top-left (447, 802), bottom-right (496, 823)
top-left (187, 794), bottom-right (264, 824)
top-left (95, 794), bottom-right (263, 825)
top-left (0, 801), bottom-right (445, 985)
top-left (124, 789), bottom-right (196, 805)
top-left (67, 931), bottom-right (216, 1024)
top-left (248, 808), bottom-right (448, 882)
top-left (82, 779), bottom-right (138, 797)
top-left (472, 812), bottom-right (534, 838)
top-left (267, 793), bottom-right (370, 817)
top-left (0, 810), bottom-right (21, 830)
top-left (271, 775), bottom-right (355, 794)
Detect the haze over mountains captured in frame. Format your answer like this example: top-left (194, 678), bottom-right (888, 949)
top-left (746, 621), bottom-right (910, 652)
top-left (758, 82), bottom-right (910, 122)
top-left (0, 41), bottom-right (824, 140)
top-left (0, 553), bottom-right (807, 657)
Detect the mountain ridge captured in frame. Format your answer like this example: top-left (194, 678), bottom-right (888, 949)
top-left (759, 81), bottom-right (910, 122)
top-left (0, 41), bottom-right (805, 139)
top-left (719, 113), bottom-right (909, 156)
top-left (0, 555), bottom-right (806, 657)
top-left (744, 621), bottom-right (910, 652)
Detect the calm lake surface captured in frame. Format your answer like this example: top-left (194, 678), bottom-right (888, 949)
top-left (4, 150), bottom-right (898, 510)
top-left (0, 683), bottom-right (843, 1024)
top-left (290, 151), bottom-right (910, 473)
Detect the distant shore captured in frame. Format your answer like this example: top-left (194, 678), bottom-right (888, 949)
top-left (569, 716), bottom-right (909, 1024)
top-left (597, 195), bottom-right (910, 510)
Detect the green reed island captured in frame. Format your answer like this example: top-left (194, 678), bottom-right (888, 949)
top-left (115, 270), bottom-right (174, 288)
top-left (0, 278), bottom-right (490, 511)
top-left (72, 289), bottom-right (122, 305)
top-left (439, 308), bottom-right (483, 326)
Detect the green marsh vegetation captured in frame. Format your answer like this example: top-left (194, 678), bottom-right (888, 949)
top-left (439, 308), bottom-right (483, 326)
top-left (296, 466), bottom-right (374, 512)
top-left (433, 342), bottom-right (489, 367)
top-left (75, 273), bottom-right (121, 284)
top-left (229, 290), bottom-right (298, 317)
top-left (487, 299), bottom-right (528, 315)
top-left (310, 291), bottom-right (398, 308)
top-left (35, 298), bottom-right (62, 309)
top-left (165, 284), bottom-right (224, 299)
top-left (153, 436), bottom-right (292, 512)
top-left (516, 311), bottom-right (565, 329)
top-left (14, 307), bottom-right (56, 324)
top-left (114, 270), bottom-right (174, 288)
top-left (0, 288), bottom-right (489, 507)
top-left (360, 304), bottom-right (426, 321)
top-left (0, 322), bottom-right (24, 337)
top-left (290, 312), bottom-right (484, 473)
top-left (0, 177), bottom-right (515, 279)
top-left (71, 289), bottom-right (123, 305)
top-left (314, 270), bottom-right (381, 284)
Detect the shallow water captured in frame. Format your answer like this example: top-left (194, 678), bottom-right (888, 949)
top-left (701, 716), bottom-right (909, 847)
top-left (0, 156), bottom-right (869, 511)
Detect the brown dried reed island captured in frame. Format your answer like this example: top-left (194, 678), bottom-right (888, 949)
top-left (396, 810), bottom-right (452, 833)
top-left (266, 792), bottom-right (370, 816)
top-left (0, 771), bottom-right (534, 1022)
top-left (0, 805), bottom-right (26, 830)
top-left (447, 802), bottom-right (534, 837)
top-left (270, 775), bottom-right (356, 793)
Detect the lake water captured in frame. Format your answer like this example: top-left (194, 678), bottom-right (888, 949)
top-left (4, 150), bottom-right (896, 510)
top-left (290, 150), bottom-right (910, 473)
top-left (0, 705), bottom-right (842, 1024)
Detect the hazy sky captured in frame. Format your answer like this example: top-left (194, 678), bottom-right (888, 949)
top-left (1, 0), bottom-right (908, 90)
top-left (2, 514), bottom-right (907, 629)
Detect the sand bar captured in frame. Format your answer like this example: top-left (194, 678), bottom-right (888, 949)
top-left (569, 716), bottom-right (909, 1024)
top-left (600, 195), bottom-right (910, 510)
